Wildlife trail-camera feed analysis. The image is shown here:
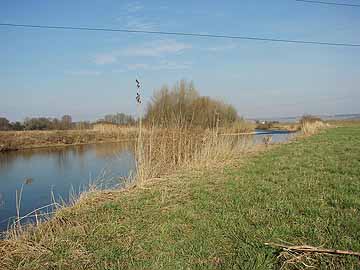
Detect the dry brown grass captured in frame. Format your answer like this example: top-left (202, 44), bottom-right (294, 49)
top-left (135, 127), bottom-right (255, 184)
top-left (301, 120), bottom-right (328, 135)
top-left (299, 115), bottom-right (328, 136)
top-left (219, 120), bottom-right (256, 134)
top-left (0, 129), bottom-right (139, 152)
top-left (93, 123), bottom-right (138, 134)
top-left (271, 122), bottom-right (301, 132)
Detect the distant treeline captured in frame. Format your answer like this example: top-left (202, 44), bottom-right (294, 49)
top-left (99, 113), bottom-right (135, 126)
top-left (144, 80), bottom-right (239, 128)
top-left (0, 113), bottom-right (135, 131)
top-left (0, 115), bottom-right (82, 131)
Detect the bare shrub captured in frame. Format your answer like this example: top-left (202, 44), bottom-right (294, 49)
top-left (144, 80), bottom-right (239, 129)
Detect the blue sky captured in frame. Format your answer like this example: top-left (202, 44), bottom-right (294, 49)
top-left (1, 0), bottom-right (359, 121)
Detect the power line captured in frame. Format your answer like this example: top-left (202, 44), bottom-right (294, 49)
top-left (0, 23), bottom-right (359, 47)
top-left (295, 0), bottom-right (360, 7)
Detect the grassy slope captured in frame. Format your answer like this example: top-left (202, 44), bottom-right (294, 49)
top-left (2, 126), bottom-right (360, 269)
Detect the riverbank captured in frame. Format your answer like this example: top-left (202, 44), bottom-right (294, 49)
top-left (256, 122), bottom-right (301, 132)
top-left (1, 126), bottom-right (360, 269)
top-left (0, 129), bottom-right (138, 152)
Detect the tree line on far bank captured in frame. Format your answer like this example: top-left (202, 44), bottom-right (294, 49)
top-left (0, 115), bottom-right (77, 131)
top-left (0, 113), bottom-right (136, 131)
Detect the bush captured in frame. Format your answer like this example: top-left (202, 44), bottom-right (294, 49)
top-left (300, 115), bottom-right (325, 135)
top-left (144, 80), bottom-right (239, 129)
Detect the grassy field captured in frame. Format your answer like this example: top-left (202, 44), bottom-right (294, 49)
top-left (1, 126), bottom-right (360, 269)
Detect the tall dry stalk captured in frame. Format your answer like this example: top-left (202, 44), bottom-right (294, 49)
top-left (15, 185), bottom-right (24, 232)
top-left (301, 121), bottom-right (324, 135)
top-left (135, 99), bottom-right (146, 184)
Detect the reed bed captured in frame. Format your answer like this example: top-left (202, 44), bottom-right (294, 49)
top-left (135, 127), bottom-right (254, 184)
top-left (301, 120), bottom-right (328, 135)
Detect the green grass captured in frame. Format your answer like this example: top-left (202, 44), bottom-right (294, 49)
top-left (2, 126), bottom-right (360, 269)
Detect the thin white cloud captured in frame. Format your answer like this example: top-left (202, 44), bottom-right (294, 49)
top-left (127, 63), bottom-right (150, 70)
top-left (116, 12), bottom-right (158, 31)
top-left (206, 44), bottom-right (238, 52)
top-left (68, 70), bottom-right (101, 76)
top-left (117, 1), bottom-right (153, 31)
top-left (126, 61), bottom-right (192, 71)
top-left (112, 69), bottom-right (127, 73)
top-left (126, 2), bottom-right (144, 13)
top-left (123, 39), bottom-right (192, 57)
top-left (151, 61), bottom-right (192, 71)
top-left (93, 39), bottom-right (192, 65)
top-left (94, 53), bottom-right (118, 65)
top-left (123, 16), bottom-right (157, 31)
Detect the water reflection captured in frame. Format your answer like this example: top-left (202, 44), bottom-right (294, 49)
top-left (0, 142), bottom-right (136, 232)
top-left (0, 193), bottom-right (4, 208)
top-left (253, 130), bottom-right (297, 145)
top-left (24, 178), bottom-right (34, 185)
top-left (0, 151), bottom-right (18, 171)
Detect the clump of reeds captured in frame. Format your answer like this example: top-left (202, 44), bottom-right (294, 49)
top-left (300, 115), bottom-right (327, 135)
top-left (221, 119), bottom-right (255, 134)
top-left (134, 126), bottom-right (254, 184)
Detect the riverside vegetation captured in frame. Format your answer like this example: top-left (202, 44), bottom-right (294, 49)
top-left (0, 128), bottom-right (139, 152)
top-left (1, 123), bottom-right (359, 269)
top-left (1, 81), bottom-right (358, 269)
top-left (0, 80), bottom-right (252, 152)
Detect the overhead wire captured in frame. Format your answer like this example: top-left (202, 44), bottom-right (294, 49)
top-left (295, 0), bottom-right (360, 7)
top-left (0, 23), bottom-right (359, 47)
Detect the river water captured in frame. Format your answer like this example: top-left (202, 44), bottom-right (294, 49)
top-left (0, 142), bottom-right (136, 232)
top-left (0, 130), bottom-right (296, 232)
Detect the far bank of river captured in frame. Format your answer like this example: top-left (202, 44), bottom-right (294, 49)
top-left (0, 129), bottom-right (138, 152)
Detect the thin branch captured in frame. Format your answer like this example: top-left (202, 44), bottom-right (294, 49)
top-left (265, 242), bottom-right (360, 257)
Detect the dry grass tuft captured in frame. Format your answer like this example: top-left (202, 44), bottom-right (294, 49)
top-left (300, 115), bottom-right (328, 135)
top-left (301, 121), bottom-right (327, 136)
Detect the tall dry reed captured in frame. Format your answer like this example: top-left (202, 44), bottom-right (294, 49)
top-left (300, 115), bottom-right (327, 135)
top-left (135, 127), bottom-right (254, 183)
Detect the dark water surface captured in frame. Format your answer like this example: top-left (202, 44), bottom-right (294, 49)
top-left (0, 142), bottom-right (136, 232)
top-left (0, 130), bottom-right (295, 232)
